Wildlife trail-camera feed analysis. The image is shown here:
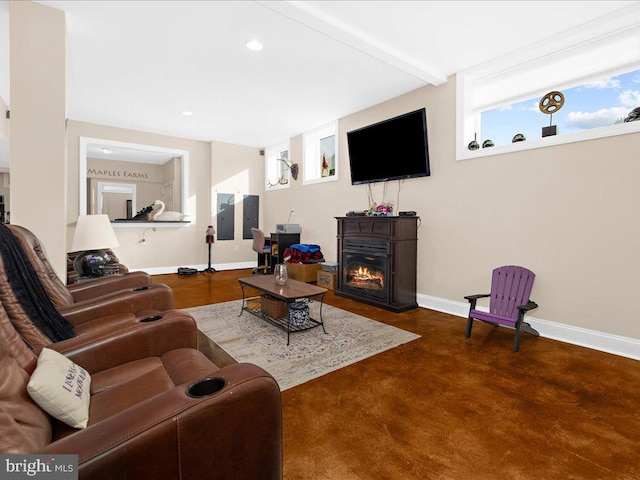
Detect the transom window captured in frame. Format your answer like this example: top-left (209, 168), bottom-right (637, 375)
top-left (456, 8), bottom-right (640, 160)
top-left (480, 68), bottom-right (640, 148)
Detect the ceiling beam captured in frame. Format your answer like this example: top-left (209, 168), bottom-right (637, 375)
top-left (256, 0), bottom-right (448, 86)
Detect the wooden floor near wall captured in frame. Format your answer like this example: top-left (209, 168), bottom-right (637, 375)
top-left (153, 269), bottom-right (640, 480)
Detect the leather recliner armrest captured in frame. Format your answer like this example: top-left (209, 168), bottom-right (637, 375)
top-left (67, 272), bottom-right (152, 303)
top-left (47, 310), bottom-right (198, 372)
top-left (58, 284), bottom-right (175, 326)
top-left (43, 363), bottom-right (283, 480)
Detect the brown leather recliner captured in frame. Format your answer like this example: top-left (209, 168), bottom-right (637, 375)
top-left (0, 304), bottom-right (283, 479)
top-left (4, 224), bottom-right (175, 320)
top-left (10, 225), bottom-right (152, 298)
top-left (0, 249), bottom-right (189, 351)
top-left (0, 229), bottom-right (202, 360)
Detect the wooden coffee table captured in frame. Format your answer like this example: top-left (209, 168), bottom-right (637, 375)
top-left (238, 276), bottom-right (328, 345)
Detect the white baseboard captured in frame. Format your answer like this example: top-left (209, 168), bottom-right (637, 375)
top-left (417, 293), bottom-right (640, 361)
top-left (133, 261), bottom-right (256, 276)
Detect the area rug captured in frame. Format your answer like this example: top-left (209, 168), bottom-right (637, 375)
top-left (184, 300), bottom-right (420, 391)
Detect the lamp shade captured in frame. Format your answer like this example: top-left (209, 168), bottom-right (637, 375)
top-left (71, 215), bottom-right (119, 251)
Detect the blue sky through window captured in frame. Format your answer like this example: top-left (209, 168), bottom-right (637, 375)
top-left (480, 69), bottom-right (640, 147)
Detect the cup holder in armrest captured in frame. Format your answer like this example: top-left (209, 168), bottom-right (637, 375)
top-left (132, 286), bottom-right (150, 291)
top-left (186, 378), bottom-right (227, 398)
top-left (139, 315), bottom-right (163, 323)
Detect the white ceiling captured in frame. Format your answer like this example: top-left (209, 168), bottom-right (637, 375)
top-left (8, 0), bottom-right (639, 156)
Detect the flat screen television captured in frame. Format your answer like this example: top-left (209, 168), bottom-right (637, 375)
top-left (347, 108), bottom-right (430, 185)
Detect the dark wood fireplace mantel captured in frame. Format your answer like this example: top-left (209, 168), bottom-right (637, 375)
top-left (335, 216), bottom-right (418, 312)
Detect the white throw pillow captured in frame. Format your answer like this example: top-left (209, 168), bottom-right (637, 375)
top-left (27, 348), bottom-right (91, 429)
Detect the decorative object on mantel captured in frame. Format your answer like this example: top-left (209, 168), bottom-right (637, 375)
top-left (482, 139), bottom-right (494, 148)
top-left (467, 132), bottom-right (480, 151)
top-left (624, 106), bottom-right (640, 122)
top-left (512, 133), bottom-right (526, 143)
top-left (367, 202), bottom-right (394, 217)
top-left (539, 90), bottom-right (564, 137)
top-left (149, 200), bottom-right (188, 221)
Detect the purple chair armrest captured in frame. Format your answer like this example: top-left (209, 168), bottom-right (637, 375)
top-left (464, 293), bottom-right (490, 310)
top-left (464, 293), bottom-right (490, 301)
top-left (517, 300), bottom-right (538, 312)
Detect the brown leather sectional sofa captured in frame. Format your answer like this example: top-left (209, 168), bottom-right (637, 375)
top-left (0, 303), bottom-right (283, 479)
top-left (0, 224), bottom-right (283, 479)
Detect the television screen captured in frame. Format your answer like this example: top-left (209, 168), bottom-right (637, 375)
top-left (347, 108), bottom-right (430, 185)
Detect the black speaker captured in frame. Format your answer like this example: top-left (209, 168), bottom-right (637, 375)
top-left (178, 267), bottom-right (198, 276)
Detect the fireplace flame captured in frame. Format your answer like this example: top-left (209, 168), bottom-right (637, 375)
top-left (346, 264), bottom-right (384, 290)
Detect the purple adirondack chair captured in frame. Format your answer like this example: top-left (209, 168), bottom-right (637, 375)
top-left (464, 265), bottom-right (539, 352)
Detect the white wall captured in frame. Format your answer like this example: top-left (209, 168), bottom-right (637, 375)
top-left (66, 121), bottom-right (211, 271)
top-left (66, 120), bottom-right (264, 272)
top-left (0, 0), bottom-right (9, 104)
top-left (210, 140), bottom-right (264, 267)
top-left (263, 77), bottom-right (640, 346)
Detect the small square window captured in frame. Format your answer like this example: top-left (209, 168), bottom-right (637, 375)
top-left (303, 122), bottom-right (339, 185)
top-left (265, 142), bottom-right (291, 190)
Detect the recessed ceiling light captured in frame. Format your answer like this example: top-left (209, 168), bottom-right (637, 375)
top-left (246, 39), bottom-right (263, 51)
top-left (101, 147), bottom-right (114, 154)
top-left (181, 111), bottom-right (193, 116)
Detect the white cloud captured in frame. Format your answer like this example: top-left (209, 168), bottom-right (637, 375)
top-left (619, 89), bottom-right (640, 107)
top-left (584, 77), bottom-right (621, 89)
top-left (565, 107), bottom-right (629, 129)
top-left (519, 102), bottom-right (539, 113)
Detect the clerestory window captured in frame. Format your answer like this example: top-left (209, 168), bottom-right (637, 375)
top-left (456, 6), bottom-right (640, 160)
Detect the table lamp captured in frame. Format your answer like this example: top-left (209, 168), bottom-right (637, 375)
top-left (71, 214), bottom-right (119, 277)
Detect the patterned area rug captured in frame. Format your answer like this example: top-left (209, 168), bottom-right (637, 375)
top-left (184, 300), bottom-right (420, 391)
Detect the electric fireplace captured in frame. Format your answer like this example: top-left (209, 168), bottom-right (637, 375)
top-left (335, 216), bottom-right (418, 312)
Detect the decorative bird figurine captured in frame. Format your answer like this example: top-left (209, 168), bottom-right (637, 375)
top-left (149, 200), bottom-right (188, 221)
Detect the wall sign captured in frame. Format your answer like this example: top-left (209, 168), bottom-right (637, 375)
top-left (86, 168), bottom-right (149, 179)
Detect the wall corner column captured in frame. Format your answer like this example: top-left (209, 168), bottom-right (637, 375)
top-left (9, 1), bottom-right (67, 278)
